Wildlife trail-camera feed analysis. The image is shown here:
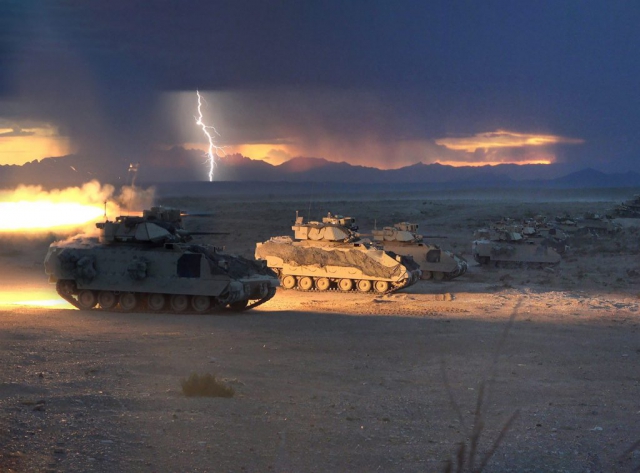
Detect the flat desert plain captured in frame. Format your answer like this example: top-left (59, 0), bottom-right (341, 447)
top-left (0, 186), bottom-right (639, 472)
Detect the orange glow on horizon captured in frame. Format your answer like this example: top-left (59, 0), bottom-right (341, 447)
top-left (435, 159), bottom-right (553, 167)
top-left (229, 144), bottom-right (292, 165)
top-left (0, 126), bottom-right (73, 165)
top-left (184, 142), bottom-right (294, 166)
top-left (181, 131), bottom-right (568, 170)
top-left (186, 142), bottom-right (556, 169)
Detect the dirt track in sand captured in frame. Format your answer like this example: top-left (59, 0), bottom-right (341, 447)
top-left (1, 191), bottom-right (639, 472)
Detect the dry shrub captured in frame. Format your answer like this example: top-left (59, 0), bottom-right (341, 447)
top-left (443, 380), bottom-right (519, 473)
top-left (442, 305), bottom-right (520, 472)
top-left (181, 373), bottom-right (235, 398)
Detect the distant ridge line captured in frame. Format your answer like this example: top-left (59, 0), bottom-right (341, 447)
top-left (0, 150), bottom-right (639, 189)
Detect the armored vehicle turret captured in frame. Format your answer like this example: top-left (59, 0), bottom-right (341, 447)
top-left (255, 213), bottom-right (421, 293)
top-left (44, 206), bottom-right (279, 312)
top-left (371, 222), bottom-right (467, 280)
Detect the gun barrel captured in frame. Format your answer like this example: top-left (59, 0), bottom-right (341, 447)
top-left (180, 213), bottom-right (215, 218)
top-left (188, 231), bottom-right (230, 236)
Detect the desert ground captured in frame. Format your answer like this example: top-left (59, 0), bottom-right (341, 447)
top-left (1, 186), bottom-right (639, 472)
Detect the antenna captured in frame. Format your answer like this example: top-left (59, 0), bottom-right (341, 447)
top-left (104, 201), bottom-right (107, 220)
top-left (307, 181), bottom-right (315, 221)
top-left (128, 163), bottom-right (139, 187)
top-left (126, 163), bottom-right (139, 215)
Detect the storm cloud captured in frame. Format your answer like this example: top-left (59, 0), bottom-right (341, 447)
top-left (2, 1), bottom-right (640, 176)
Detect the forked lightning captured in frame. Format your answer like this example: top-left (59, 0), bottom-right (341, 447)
top-left (195, 90), bottom-right (225, 181)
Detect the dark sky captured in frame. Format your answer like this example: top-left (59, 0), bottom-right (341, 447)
top-left (1, 0), bottom-right (640, 175)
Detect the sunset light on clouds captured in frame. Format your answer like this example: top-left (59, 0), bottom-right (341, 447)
top-left (0, 125), bottom-right (72, 165)
top-left (211, 133), bottom-right (570, 169)
top-left (229, 145), bottom-right (293, 165)
top-left (162, 89), bottom-right (590, 172)
top-left (435, 130), bottom-right (584, 152)
top-left (2, 2), bottom-right (639, 181)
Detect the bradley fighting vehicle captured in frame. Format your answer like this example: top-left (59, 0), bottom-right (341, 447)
top-left (472, 220), bottom-right (563, 267)
top-left (44, 207), bottom-right (279, 312)
top-left (255, 213), bottom-right (421, 293)
top-left (371, 222), bottom-right (467, 280)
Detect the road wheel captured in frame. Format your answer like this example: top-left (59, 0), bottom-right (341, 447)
top-left (357, 280), bottom-right (372, 292)
top-left (191, 295), bottom-right (211, 313)
top-left (338, 278), bottom-right (353, 292)
top-left (316, 278), bottom-right (331, 291)
top-left (147, 293), bottom-right (166, 311)
top-left (119, 292), bottom-right (138, 311)
top-left (421, 271), bottom-right (432, 280)
top-left (433, 271), bottom-right (445, 281)
top-left (77, 290), bottom-right (97, 309)
top-left (299, 277), bottom-right (314, 291)
top-left (282, 275), bottom-right (296, 289)
top-left (98, 291), bottom-right (117, 310)
top-left (374, 280), bottom-right (390, 293)
top-left (170, 294), bottom-right (189, 312)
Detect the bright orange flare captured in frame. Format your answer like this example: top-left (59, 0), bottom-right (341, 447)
top-left (0, 201), bottom-right (104, 232)
top-left (0, 289), bottom-right (73, 308)
top-left (0, 181), bottom-right (154, 234)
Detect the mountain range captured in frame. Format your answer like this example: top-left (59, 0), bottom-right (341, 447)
top-left (1, 147), bottom-right (639, 189)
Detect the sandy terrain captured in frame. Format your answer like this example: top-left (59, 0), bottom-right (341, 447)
top-left (1, 189), bottom-right (639, 472)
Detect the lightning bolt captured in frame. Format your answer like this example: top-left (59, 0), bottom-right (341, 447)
top-left (195, 90), bottom-right (225, 181)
